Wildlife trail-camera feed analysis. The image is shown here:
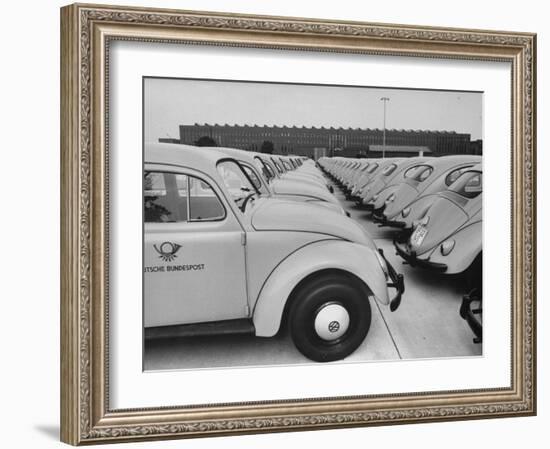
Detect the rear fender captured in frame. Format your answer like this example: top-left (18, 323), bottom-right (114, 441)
top-left (253, 240), bottom-right (388, 337)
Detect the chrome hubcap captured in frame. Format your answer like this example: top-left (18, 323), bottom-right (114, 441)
top-left (314, 302), bottom-right (350, 341)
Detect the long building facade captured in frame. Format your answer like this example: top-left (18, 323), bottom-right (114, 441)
top-left (171, 123), bottom-right (482, 157)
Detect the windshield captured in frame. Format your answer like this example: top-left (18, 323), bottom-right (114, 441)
top-left (404, 164), bottom-right (433, 182)
top-left (217, 160), bottom-right (260, 212)
top-left (241, 163), bottom-right (268, 195)
top-left (270, 157), bottom-right (284, 174)
top-left (254, 156), bottom-right (277, 183)
top-left (280, 158), bottom-right (292, 171)
top-left (448, 170), bottom-right (482, 198)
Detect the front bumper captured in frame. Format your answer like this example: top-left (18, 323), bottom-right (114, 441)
top-left (394, 241), bottom-right (448, 272)
top-left (362, 200), bottom-right (375, 211)
top-left (385, 218), bottom-right (407, 229)
top-left (378, 248), bottom-right (405, 312)
top-left (372, 206), bottom-right (386, 224)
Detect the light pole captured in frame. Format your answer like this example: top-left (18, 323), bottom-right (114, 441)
top-left (380, 97), bottom-right (390, 158)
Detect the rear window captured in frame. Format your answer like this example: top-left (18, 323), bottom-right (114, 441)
top-left (445, 165), bottom-right (474, 186)
top-left (449, 170), bottom-right (482, 198)
top-left (404, 164), bottom-right (433, 182)
top-left (360, 163), bottom-right (370, 172)
top-left (382, 163), bottom-right (397, 176)
top-left (367, 163), bottom-right (379, 173)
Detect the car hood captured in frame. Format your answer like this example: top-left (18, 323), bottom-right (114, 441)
top-left (271, 178), bottom-right (337, 204)
top-left (409, 195), bottom-right (468, 254)
top-left (251, 199), bottom-right (376, 248)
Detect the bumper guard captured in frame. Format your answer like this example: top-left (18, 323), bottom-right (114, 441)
top-left (394, 241), bottom-right (447, 272)
top-left (378, 248), bottom-right (405, 312)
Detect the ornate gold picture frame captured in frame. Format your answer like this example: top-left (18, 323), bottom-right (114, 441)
top-left (60, 3), bottom-right (536, 445)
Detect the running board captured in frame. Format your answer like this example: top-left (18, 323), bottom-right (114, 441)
top-left (145, 319), bottom-right (255, 340)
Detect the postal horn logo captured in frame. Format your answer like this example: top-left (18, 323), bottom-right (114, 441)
top-left (153, 242), bottom-right (182, 262)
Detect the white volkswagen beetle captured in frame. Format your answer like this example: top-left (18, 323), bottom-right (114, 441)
top-left (394, 164), bottom-right (482, 276)
top-left (144, 143), bottom-right (404, 362)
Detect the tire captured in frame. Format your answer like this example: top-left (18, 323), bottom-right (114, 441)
top-left (289, 273), bottom-right (372, 362)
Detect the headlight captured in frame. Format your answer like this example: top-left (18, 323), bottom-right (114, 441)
top-left (440, 240), bottom-right (455, 256)
top-left (402, 207), bottom-right (411, 218)
top-left (372, 194), bottom-right (379, 201)
top-left (420, 215), bottom-right (430, 226)
top-left (385, 193), bottom-right (395, 204)
top-left (374, 250), bottom-right (389, 279)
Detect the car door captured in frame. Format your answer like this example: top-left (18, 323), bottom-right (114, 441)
top-left (143, 166), bottom-right (248, 328)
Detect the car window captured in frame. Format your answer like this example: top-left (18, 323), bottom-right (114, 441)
top-left (270, 157), bottom-right (283, 174)
top-left (445, 165), bottom-right (474, 186)
top-left (241, 163), bottom-right (266, 194)
top-left (144, 172), bottom-right (177, 223)
top-left (217, 160), bottom-right (259, 212)
top-left (382, 163), bottom-right (397, 176)
top-left (254, 156), bottom-right (276, 182)
top-left (404, 164), bottom-right (433, 182)
top-left (281, 159), bottom-right (292, 170)
top-left (449, 170), bottom-right (483, 198)
top-left (367, 163), bottom-right (379, 173)
top-left (188, 176), bottom-right (225, 221)
top-left (144, 171), bottom-right (224, 223)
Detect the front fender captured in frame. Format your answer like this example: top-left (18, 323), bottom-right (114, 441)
top-left (421, 220), bottom-right (482, 274)
top-left (253, 240), bottom-right (388, 337)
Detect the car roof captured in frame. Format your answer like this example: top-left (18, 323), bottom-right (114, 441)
top-left (145, 142), bottom-right (232, 182)
top-left (427, 154), bottom-right (482, 170)
top-left (204, 146), bottom-right (256, 163)
top-left (467, 162), bottom-right (483, 172)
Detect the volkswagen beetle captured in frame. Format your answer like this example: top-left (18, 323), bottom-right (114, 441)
top-left (144, 143), bottom-right (404, 362)
top-left (393, 164), bottom-right (482, 276)
top-left (394, 162), bottom-right (481, 232)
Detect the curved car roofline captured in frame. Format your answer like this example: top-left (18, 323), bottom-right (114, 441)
top-left (145, 142), bottom-right (237, 187)
top-left (426, 154), bottom-right (482, 168)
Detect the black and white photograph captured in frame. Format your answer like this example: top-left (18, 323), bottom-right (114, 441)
top-left (143, 77), bottom-right (483, 371)
top-left (53, 2), bottom-right (537, 446)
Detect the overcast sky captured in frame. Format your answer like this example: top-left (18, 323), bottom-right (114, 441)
top-left (144, 78), bottom-right (483, 142)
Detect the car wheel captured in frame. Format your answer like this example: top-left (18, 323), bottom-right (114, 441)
top-left (289, 273), bottom-right (371, 362)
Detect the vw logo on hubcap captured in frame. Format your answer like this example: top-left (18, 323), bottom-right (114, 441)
top-left (314, 303), bottom-right (350, 341)
top-left (328, 321), bottom-right (340, 333)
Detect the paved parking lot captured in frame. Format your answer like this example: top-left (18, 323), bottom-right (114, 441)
top-left (145, 180), bottom-right (481, 371)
